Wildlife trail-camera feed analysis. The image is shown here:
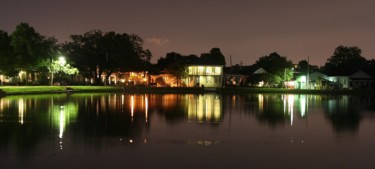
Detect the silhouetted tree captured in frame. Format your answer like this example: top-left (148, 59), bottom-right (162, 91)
top-left (156, 52), bottom-right (184, 72)
top-left (255, 52), bottom-right (293, 86)
top-left (63, 30), bottom-right (152, 85)
top-left (0, 30), bottom-right (17, 77)
top-left (323, 45), bottom-right (367, 75)
top-left (296, 60), bottom-right (319, 73)
top-left (11, 23), bottom-right (57, 84)
top-left (200, 48), bottom-right (226, 65)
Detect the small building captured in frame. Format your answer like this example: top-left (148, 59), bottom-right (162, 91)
top-left (246, 67), bottom-right (270, 87)
top-left (105, 71), bottom-right (149, 86)
top-left (150, 74), bottom-right (179, 87)
top-left (223, 65), bottom-right (250, 87)
top-left (349, 70), bottom-right (374, 89)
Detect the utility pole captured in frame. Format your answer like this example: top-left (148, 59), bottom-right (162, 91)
top-left (230, 55), bottom-right (232, 67)
top-left (307, 56), bottom-right (310, 89)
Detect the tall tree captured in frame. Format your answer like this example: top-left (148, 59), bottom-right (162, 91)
top-left (255, 52), bottom-right (293, 85)
top-left (296, 60), bottom-right (319, 73)
top-left (11, 23), bottom-right (55, 83)
top-left (200, 48), bottom-right (226, 65)
top-left (63, 30), bottom-right (152, 85)
top-left (324, 45), bottom-right (367, 75)
top-left (11, 23), bottom-right (48, 70)
top-left (0, 30), bottom-right (17, 77)
top-left (156, 52), bottom-right (184, 72)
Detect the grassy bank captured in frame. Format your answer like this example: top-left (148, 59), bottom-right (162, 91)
top-left (1, 86), bottom-right (375, 96)
top-left (0, 86), bottom-right (205, 95)
top-left (0, 86), bottom-right (123, 95)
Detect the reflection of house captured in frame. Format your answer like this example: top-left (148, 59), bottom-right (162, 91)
top-left (184, 65), bottom-right (224, 87)
top-left (187, 94), bottom-right (222, 123)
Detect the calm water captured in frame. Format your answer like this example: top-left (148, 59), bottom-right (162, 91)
top-left (0, 93), bottom-right (375, 169)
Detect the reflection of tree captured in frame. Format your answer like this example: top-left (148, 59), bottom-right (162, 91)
top-left (222, 94), bottom-right (289, 127)
top-left (149, 94), bottom-right (186, 124)
top-left (323, 95), bottom-right (364, 134)
top-left (71, 94), bottom-right (148, 141)
top-left (256, 95), bottom-right (289, 127)
top-left (326, 110), bottom-right (361, 134)
top-left (0, 95), bottom-right (69, 156)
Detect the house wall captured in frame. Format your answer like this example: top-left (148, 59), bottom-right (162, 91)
top-left (105, 71), bottom-right (149, 86)
top-left (185, 66), bottom-right (223, 87)
top-left (328, 76), bottom-right (349, 89)
top-left (349, 71), bottom-right (374, 89)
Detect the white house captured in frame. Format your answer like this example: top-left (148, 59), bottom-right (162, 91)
top-left (184, 65), bottom-right (224, 87)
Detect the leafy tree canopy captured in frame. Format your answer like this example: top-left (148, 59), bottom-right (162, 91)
top-left (0, 30), bottom-right (18, 76)
top-left (324, 45), bottom-right (367, 75)
top-left (255, 52), bottom-right (293, 74)
top-left (255, 52), bottom-right (293, 85)
top-left (296, 59), bottom-right (319, 73)
top-left (11, 23), bottom-right (55, 72)
top-left (200, 48), bottom-right (226, 66)
top-left (63, 30), bottom-right (152, 84)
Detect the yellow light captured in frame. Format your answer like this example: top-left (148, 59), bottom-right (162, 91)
top-left (58, 56), bottom-right (66, 66)
top-left (145, 95), bottom-right (148, 123)
top-left (18, 99), bottom-right (24, 125)
top-left (131, 95), bottom-right (134, 122)
top-left (59, 106), bottom-right (65, 139)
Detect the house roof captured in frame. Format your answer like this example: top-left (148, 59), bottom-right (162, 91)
top-left (224, 65), bottom-right (268, 75)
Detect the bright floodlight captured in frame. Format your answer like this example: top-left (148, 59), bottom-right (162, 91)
top-left (58, 56), bottom-right (66, 66)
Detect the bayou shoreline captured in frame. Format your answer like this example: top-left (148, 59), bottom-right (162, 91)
top-left (1, 86), bottom-right (375, 96)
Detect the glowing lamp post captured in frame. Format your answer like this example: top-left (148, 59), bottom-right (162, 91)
top-left (58, 56), bottom-right (66, 66)
top-left (50, 56), bottom-right (66, 86)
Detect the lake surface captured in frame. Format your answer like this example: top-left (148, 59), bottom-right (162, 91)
top-left (0, 93), bottom-right (375, 169)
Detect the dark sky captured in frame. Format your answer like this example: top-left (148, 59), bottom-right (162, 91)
top-left (1, 0), bottom-right (374, 66)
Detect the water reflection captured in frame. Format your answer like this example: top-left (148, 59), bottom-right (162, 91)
top-left (223, 94), bottom-right (375, 131)
top-left (187, 94), bottom-right (222, 123)
top-left (0, 93), bottom-right (375, 155)
top-left (18, 98), bottom-right (25, 125)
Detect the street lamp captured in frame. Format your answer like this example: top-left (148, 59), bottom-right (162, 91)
top-left (51, 56), bottom-right (66, 86)
top-left (58, 56), bottom-right (66, 66)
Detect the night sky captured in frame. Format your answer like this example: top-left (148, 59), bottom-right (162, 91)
top-left (1, 0), bottom-right (374, 66)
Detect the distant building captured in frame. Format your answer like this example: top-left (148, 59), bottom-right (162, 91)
top-left (245, 67), bottom-right (270, 87)
top-left (348, 70), bottom-right (374, 89)
top-left (223, 65), bottom-right (249, 86)
top-left (292, 70), bottom-right (374, 90)
top-left (104, 71), bottom-right (149, 86)
top-left (150, 74), bottom-right (179, 87)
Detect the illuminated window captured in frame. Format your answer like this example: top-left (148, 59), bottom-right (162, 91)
top-left (215, 67), bottom-right (222, 75)
top-left (198, 66), bottom-right (204, 75)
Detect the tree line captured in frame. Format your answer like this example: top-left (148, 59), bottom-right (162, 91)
top-left (1, 22), bottom-right (374, 86)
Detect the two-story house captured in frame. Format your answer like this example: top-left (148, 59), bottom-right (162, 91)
top-left (184, 65), bottom-right (224, 87)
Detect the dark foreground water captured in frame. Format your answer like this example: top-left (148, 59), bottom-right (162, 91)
top-left (0, 93), bottom-right (375, 169)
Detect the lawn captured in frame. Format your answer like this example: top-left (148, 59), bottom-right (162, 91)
top-left (0, 86), bottom-right (122, 95)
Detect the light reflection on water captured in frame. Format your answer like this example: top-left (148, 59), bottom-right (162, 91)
top-left (0, 93), bottom-right (375, 169)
